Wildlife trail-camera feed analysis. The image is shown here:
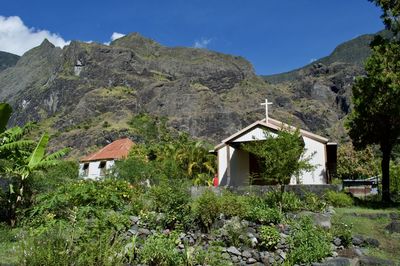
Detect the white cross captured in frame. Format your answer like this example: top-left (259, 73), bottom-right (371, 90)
top-left (261, 99), bottom-right (273, 124)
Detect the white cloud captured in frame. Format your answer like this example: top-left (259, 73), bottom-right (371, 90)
top-left (309, 58), bottom-right (317, 63)
top-left (0, 16), bottom-right (69, 56)
top-left (104, 32), bottom-right (126, 45)
top-left (111, 32), bottom-right (125, 41)
top-left (194, 38), bottom-right (211, 49)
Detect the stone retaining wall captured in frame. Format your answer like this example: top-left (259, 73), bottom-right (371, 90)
top-left (190, 184), bottom-right (341, 198)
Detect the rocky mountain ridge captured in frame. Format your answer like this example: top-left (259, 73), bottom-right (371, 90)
top-left (0, 32), bottom-right (377, 156)
top-left (0, 51), bottom-right (20, 72)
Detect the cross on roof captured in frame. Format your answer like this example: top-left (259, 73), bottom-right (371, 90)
top-left (260, 99), bottom-right (273, 124)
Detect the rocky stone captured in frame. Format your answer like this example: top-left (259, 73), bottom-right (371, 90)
top-left (128, 228), bottom-right (138, 236)
top-left (298, 211), bottom-right (332, 229)
top-left (137, 228), bottom-right (151, 236)
top-left (260, 252), bottom-right (269, 264)
top-left (364, 238), bottom-right (379, 248)
top-left (242, 250), bottom-right (252, 258)
top-left (385, 220), bottom-right (400, 233)
top-left (268, 256), bottom-right (275, 264)
top-left (333, 237), bottom-right (342, 246)
top-left (247, 232), bottom-right (258, 248)
top-left (231, 255), bottom-right (240, 263)
top-left (352, 235), bottom-right (364, 246)
top-left (221, 252), bottom-right (231, 260)
top-left (227, 246), bottom-right (242, 256)
top-left (251, 250), bottom-right (260, 261)
top-left (312, 257), bottom-right (351, 266)
top-left (278, 250), bottom-right (286, 260)
top-left (358, 256), bottom-right (396, 265)
top-left (129, 215), bottom-right (140, 224)
top-left (246, 258), bottom-right (257, 264)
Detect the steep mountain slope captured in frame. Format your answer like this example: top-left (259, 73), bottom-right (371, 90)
top-left (262, 32), bottom-right (377, 84)
top-left (0, 32), bottom-right (377, 156)
top-left (0, 51), bottom-right (20, 72)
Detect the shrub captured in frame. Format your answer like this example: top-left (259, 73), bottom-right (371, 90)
top-left (26, 179), bottom-right (140, 226)
top-left (287, 216), bottom-right (332, 264)
top-left (303, 192), bottom-right (326, 212)
top-left (113, 158), bottom-right (162, 184)
top-left (220, 216), bottom-right (249, 247)
top-left (264, 191), bottom-right (303, 211)
top-left (139, 233), bottom-right (183, 266)
top-left (189, 245), bottom-right (232, 266)
top-left (281, 192), bottom-right (303, 211)
top-left (218, 191), bottom-right (248, 218)
top-left (145, 181), bottom-right (191, 229)
top-left (324, 191), bottom-right (353, 207)
top-left (20, 221), bottom-right (132, 266)
top-left (191, 190), bottom-right (220, 232)
top-left (245, 206), bottom-right (282, 225)
top-left (30, 161), bottom-right (79, 194)
top-left (259, 225), bottom-right (280, 250)
top-left (331, 219), bottom-right (353, 247)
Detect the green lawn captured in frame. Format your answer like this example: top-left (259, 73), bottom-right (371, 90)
top-left (335, 207), bottom-right (400, 264)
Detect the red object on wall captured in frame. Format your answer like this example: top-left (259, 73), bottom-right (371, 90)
top-left (213, 174), bottom-right (219, 187)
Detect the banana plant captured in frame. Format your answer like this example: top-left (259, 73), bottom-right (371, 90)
top-left (5, 133), bottom-right (71, 226)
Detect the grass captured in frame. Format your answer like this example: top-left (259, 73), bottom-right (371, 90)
top-left (335, 207), bottom-right (400, 264)
top-left (0, 225), bottom-right (20, 265)
top-left (0, 241), bottom-right (19, 265)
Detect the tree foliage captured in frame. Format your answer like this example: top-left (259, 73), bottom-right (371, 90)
top-left (347, 6), bottom-right (400, 201)
top-left (336, 143), bottom-right (380, 180)
top-left (241, 128), bottom-right (314, 185)
top-left (370, 0), bottom-right (400, 37)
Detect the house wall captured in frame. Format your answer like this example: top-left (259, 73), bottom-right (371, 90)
top-left (232, 127), bottom-right (277, 142)
top-left (218, 146), bottom-right (249, 186)
top-left (290, 136), bottom-right (327, 184)
top-left (217, 126), bottom-right (328, 186)
top-left (79, 160), bottom-right (115, 180)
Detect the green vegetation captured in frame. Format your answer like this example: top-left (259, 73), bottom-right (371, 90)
top-left (336, 143), bottom-right (379, 180)
top-left (324, 191), bottom-right (354, 207)
top-left (335, 207), bottom-right (400, 263)
top-left (347, 1), bottom-right (400, 202)
top-left (287, 216), bottom-right (332, 264)
top-left (241, 128), bottom-right (314, 189)
top-left (259, 225), bottom-right (280, 250)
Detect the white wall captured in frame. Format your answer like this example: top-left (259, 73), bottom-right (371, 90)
top-left (79, 160), bottom-right (115, 180)
top-left (290, 136), bottom-right (327, 184)
top-left (218, 145), bottom-right (249, 186)
top-left (232, 128), bottom-right (277, 143)
top-left (230, 149), bottom-right (249, 186)
top-left (217, 126), bottom-right (328, 186)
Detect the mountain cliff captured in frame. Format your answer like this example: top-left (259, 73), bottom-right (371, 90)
top-left (0, 32), bottom-right (377, 156)
top-left (0, 51), bottom-right (19, 72)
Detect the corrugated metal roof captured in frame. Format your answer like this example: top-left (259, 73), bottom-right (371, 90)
top-left (80, 138), bottom-right (134, 162)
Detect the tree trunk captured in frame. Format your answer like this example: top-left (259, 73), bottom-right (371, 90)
top-left (381, 143), bottom-right (392, 203)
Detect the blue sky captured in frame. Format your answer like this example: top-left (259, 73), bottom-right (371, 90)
top-left (0, 0), bottom-right (383, 75)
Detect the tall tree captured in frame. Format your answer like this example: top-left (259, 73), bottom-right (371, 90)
top-left (347, 40), bottom-right (400, 202)
top-left (370, 0), bottom-right (400, 38)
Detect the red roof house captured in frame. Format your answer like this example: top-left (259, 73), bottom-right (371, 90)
top-left (79, 138), bottom-right (134, 179)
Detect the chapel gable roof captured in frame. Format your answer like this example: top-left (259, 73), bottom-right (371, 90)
top-left (214, 118), bottom-right (330, 151)
top-left (80, 138), bottom-right (134, 162)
